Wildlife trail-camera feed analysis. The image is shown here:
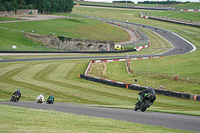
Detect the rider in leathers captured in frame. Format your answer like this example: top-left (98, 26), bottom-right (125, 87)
top-left (137, 86), bottom-right (156, 105)
top-left (11, 89), bottom-right (21, 102)
top-left (47, 94), bottom-right (54, 104)
top-left (36, 93), bottom-right (45, 103)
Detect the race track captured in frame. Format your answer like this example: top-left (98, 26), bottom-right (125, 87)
top-left (0, 18), bottom-right (196, 63)
top-left (1, 101), bottom-right (200, 132)
top-left (0, 16), bottom-right (198, 132)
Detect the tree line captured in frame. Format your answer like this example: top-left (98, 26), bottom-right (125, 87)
top-left (0, 0), bottom-right (74, 13)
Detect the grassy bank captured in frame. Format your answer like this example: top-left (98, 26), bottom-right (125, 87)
top-left (172, 3), bottom-right (200, 9)
top-left (0, 17), bottom-right (20, 21)
top-left (149, 11), bottom-right (200, 21)
top-left (1, 60), bottom-right (200, 116)
top-left (88, 60), bottom-right (200, 95)
top-left (72, 6), bottom-right (200, 94)
top-left (1, 104), bottom-right (195, 133)
top-left (0, 17), bottom-right (129, 51)
top-left (0, 18), bottom-right (129, 41)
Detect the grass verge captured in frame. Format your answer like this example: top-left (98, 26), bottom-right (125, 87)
top-left (88, 61), bottom-right (200, 95)
top-left (1, 60), bottom-right (200, 116)
top-left (0, 104), bottom-right (195, 133)
top-left (0, 17), bottom-right (129, 51)
top-left (72, 6), bottom-right (200, 95)
top-left (0, 17), bottom-right (20, 21)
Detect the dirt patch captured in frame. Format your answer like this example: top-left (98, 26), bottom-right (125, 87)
top-left (125, 62), bottom-right (133, 75)
top-left (88, 62), bottom-right (107, 77)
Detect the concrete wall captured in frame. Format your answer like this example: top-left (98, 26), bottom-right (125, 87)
top-left (16, 9), bottom-right (38, 15)
top-left (24, 34), bottom-right (115, 51)
top-left (0, 9), bottom-right (38, 17)
top-left (0, 11), bottom-right (15, 17)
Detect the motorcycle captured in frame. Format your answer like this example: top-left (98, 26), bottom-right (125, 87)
top-left (46, 98), bottom-right (54, 104)
top-left (134, 93), bottom-right (153, 112)
top-left (10, 94), bottom-right (19, 102)
top-left (36, 97), bottom-right (44, 103)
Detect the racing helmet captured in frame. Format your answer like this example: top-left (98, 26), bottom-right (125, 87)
top-left (41, 93), bottom-right (43, 96)
top-left (51, 94), bottom-right (53, 96)
top-left (147, 86), bottom-right (151, 89)
top-left (17, 89), bottom-right (20, 92)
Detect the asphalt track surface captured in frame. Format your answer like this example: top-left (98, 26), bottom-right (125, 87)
top-left (0, 18), bottom-right (196, 63)
top-left (0, 17), bottom-right (198, 132)
top-left (1, 101), bottom-right (200, 132)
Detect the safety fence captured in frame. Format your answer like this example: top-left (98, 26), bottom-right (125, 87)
top-left (141, 14), bottom-right (200, 27)
top-left (80, 58), bottom-right (200, 101)
top-left (104, 20), bottom-right (149, 48)
top-left (126, 59), bottom-right (200, 84)
top-left (75, 3), bottom-right (169, 10)
top-left (132, 70), bottom-right (200, 84)
top-left (71, 13), bottom-right (149, 48)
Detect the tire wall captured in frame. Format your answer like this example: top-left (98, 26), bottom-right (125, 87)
top-left (80, 58), bottom-right (200, 101)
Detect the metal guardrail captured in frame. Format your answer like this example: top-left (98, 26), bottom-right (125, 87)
top-left (71, 13), bottom-right (149, 48)
top-left (148, 15), bottom-right (200, 27)
top-left (126, 59), bottom-right (200, 84)
top-left (80, 58), bottom-right (200, 101)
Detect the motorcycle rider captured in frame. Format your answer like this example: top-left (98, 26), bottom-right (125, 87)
top-left (36, 93), bottom-right (45, 103)
top-left (136, 86), bottom-right (156, 106)
top-left (47, 94), bottom-right (54, 104)
top-left (11, 89), bottom-right (21, 102)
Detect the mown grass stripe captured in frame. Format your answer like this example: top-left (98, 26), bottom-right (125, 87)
top-left (32, 63), bottom-right (135, 104)
top-left (0, 63), bottom-right (100, 103)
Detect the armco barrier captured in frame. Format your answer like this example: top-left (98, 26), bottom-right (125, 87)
top-left (0, 49), bottom-right (136, 53)
top-left (80, 58), bottom-right (200, 101)
top-left (80, 74), bottom-right (200, 101)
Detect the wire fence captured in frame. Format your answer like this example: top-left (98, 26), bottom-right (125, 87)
top-left (103, 19), bottom-right (149, 47)
top-left (148, 15), bottom-right (200, 27)
top-left (71, 13), bottom-right (149, 48)
top-left (126, 58), bottom-right (200, 84)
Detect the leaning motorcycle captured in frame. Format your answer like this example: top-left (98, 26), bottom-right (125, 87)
top-left (10, 94), bottom-right (19, 102)
top-left (36, 98), bottom-right (43, 103)
top-left (134, 93), bottom-right (153, 112)
top-left (46, 98), bottom-right (53, 104)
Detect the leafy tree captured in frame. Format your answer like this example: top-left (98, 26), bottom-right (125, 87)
top-left (0, 0), bottom-right (74, 12)
top-left (4, 2), bottom-right (14, 11)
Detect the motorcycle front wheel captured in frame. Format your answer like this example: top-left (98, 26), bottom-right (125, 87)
top-left (141, 100), bottom-right (149, 112)
top-left (134, 106), bottom-right (138, 111)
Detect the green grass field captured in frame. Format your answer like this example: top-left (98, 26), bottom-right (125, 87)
top-left (0, 17), bottom-right (20, 21)
top-left (75, 1), bottom-right (135, 7)
top-left (75, 1), bottom-right (200, 12)
top-left (1, 60), bottom-right (200, 116)
top-left (0, 17), bottom-right (129, 51)
top-left (72, 6), bottom-right (200, 92)
top-left (149, 11), bottom-right (200, 21)
top-left (89, 60), bottom-right (200, 95)
top-left (1, 5), bottom-right (200, 132)
top-left (172, 3), bottom-right (200, 9)
top-left (0, 18), bottom-right (129, 41)
top-left (1, 104), bottom-right (196, 133)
